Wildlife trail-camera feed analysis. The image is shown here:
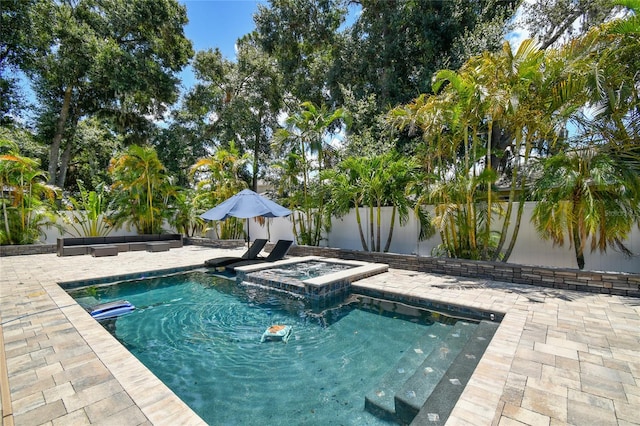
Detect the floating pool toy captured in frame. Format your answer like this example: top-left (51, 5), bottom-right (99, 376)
top-left (89, 300), bottom-right (135, 320)
top-left (260, 324), bottom-right (292, 343)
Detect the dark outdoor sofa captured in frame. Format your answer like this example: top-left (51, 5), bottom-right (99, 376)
top-left (57, 234), bottom-right (183, 257)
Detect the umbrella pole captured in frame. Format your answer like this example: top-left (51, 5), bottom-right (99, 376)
top-left (246, 218), bottom-right (250, 251)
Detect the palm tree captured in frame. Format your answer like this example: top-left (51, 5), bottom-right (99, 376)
top-left (389, 59), bottom-right (500, 259)
top-left (109, 145), bottom-right (174, 234)
top-left (0, 139), bottom-right (57, 244)
top-left (577, 0), bottom-right (640, 175)
top-left (532, 148), bottom-right (640, 269)
top-left (190, 143), bottom-right (249, 239)
top-left (388, 93), bottom-right (460, 183)
top-left (274, 101), bottom-right (344, 246)
top-left (322, 156), bottom-right (369, 250)
top-left (529, 0), bottom-right (640, 269)
top-left (324, 153), bottom-right (432, 252)
top-left (382, 154), bottom-right (432, 252)
top-left (431, 67), bottom-right (488, 255)
top-left (487, 40), bottom-right (551, 261)
top-left (169, 189), bottom-right (206, 238)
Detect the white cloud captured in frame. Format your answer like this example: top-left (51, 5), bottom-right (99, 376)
top-left (506, 0), bottom-right (532, 51)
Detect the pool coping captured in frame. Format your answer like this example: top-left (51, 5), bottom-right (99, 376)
top-left (301, 257), bottom-right (389, 287)
top-left (46, 264), bottom-right (208, 425)
top-left (62, 259), bottom-right (499, 425)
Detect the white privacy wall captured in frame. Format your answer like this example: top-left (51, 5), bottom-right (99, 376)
top-left (248, 203), bottom-right (640, 274)
top-left (42, 204), bottom-right (639, 273)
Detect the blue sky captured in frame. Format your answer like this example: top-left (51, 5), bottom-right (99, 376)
top-left (179, 0), bottom-right (265, 91)
top-left (180, 0), bottom-right (264, 58)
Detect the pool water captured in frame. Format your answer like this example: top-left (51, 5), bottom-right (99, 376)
top-left (260, 260), bottom-right (354, 280)
top-left (71, 272), bottom-right (475, 425)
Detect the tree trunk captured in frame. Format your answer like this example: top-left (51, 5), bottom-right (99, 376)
top-left (571, 195), bottom-right (586, 270)
top-left (376, 201), bottom-right (381, 252)
top-left (57, 141), bottom-right (72, 189)
top-left (2, 199), bottom-right (10, 242)
top-left (369, 205), bottom-right (374, 252)
top-left (383, 205), bottom-right (396, 253)
top-left (291, 211), bottom-right (299, 244)
top-left (252, 110), bottom-right (262, 192)
top-left (56, 115), bottom-right (79, 189)
top-left (48, 85), bottom-right (73, 185)
top-left (449, 214), bottom-right (459, 257)
top-left (298, 211), bottom-right (307, 244)
top-left (502, 141), bottom-right (531, 263)
top-left (573, 225), bottom-right (585, 270)
top-left (484, 119), bottom-right (493, 259)
top-left (355, 203), bottom-right (368, 251)
top-left (493, 136), bottom-right (522, 260)
top-left (502, 190), bottom-right (526, 262)
top-left (492, 123), bottom-right (511, 174)
top-left (313, 209), bottom-right (322, 246)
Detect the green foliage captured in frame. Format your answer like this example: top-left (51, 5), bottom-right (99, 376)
top-left (180, 39), bottom-right (283, 190)
top-left (532, 149), bottom-right (640, 269)
top-left (608, 0), bottom-right (640, 34)
top-left (62, 180), bottom-right (112, 237)
top-left (324, 153), bottom-right (433, 252)
top-left (0, 138), bottom-right (58, 244)
top-left (336, 0), bottom-right (518, 108)
top-left (387, 3), bottom-right (640, 265)
top-left (23, 0), bottom-right (193, 188)
top-left (527, 0), bottom-right (640, 269)
top-left (154, 121), bottom-right (208, 188)
top-left (5, 0), bottom-right (638, 265)
top-left (339, 87), bottom-right (395, 157)
top-left (190, 143), bottom-right (249, 239)
top-left (253, 0), bottom-right (346, 104)
top-left (427, 173), bottom-right (503, 260)
top-left (168, 189), bottom-right (206, 238)
top-left (0, 0), bottom-right (37, 123)
top-left (0, 126), bottom-right (48, 162)
top-left (216, 216), bottom-right (245, 240)
top-left (521, 0), bottom-right (620, 49)
top-left (108, 145), bottom-right (176, 234)
top-left (388, 39), bottom-right (564, 261)
top-left (273, 101), bottom-right (345, 246)
top-left (64, 118), bottom-right (122, 193)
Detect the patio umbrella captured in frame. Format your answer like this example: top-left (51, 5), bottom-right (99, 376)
top-left (200, 189), bottom-right (291, 249)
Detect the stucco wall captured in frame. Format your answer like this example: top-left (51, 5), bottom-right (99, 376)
top-left (14, 203), bottom-right (640, 273)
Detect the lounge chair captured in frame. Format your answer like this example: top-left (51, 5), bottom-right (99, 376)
top-left (225, 240), bottom-right (294, 271)
top-left (204, 239), bottom-right (268, 268)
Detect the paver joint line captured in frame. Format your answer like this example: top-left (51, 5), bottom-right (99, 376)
top-left (0, 320), bottom-right (15, 424)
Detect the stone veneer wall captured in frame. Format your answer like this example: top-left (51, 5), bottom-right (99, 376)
top-left (0, 237), bottom-right (245, 257)
top-left (185, 237), bottom-right (246, 249)
top-left (0, 244), bottom-right (56, 256)
top-left (282, 245), bottom-right (640, 298)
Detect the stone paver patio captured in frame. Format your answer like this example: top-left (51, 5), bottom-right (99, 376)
top-left (1, 246), bottom-right (638, 425)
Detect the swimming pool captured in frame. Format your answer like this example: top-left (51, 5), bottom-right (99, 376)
top-left (233, 256), bottom-right (389, 309)
top-left (253, 259), bottom-right (355, 279)
top-left (69, 271), bottom-right (482, 425)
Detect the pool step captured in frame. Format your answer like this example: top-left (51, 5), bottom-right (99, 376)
top-left (406, 320), bottom-right (499, 425)
top-left (363, 322), bottom-right (468, 422)
top-left (393, 321), bottom-right (477, 424)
